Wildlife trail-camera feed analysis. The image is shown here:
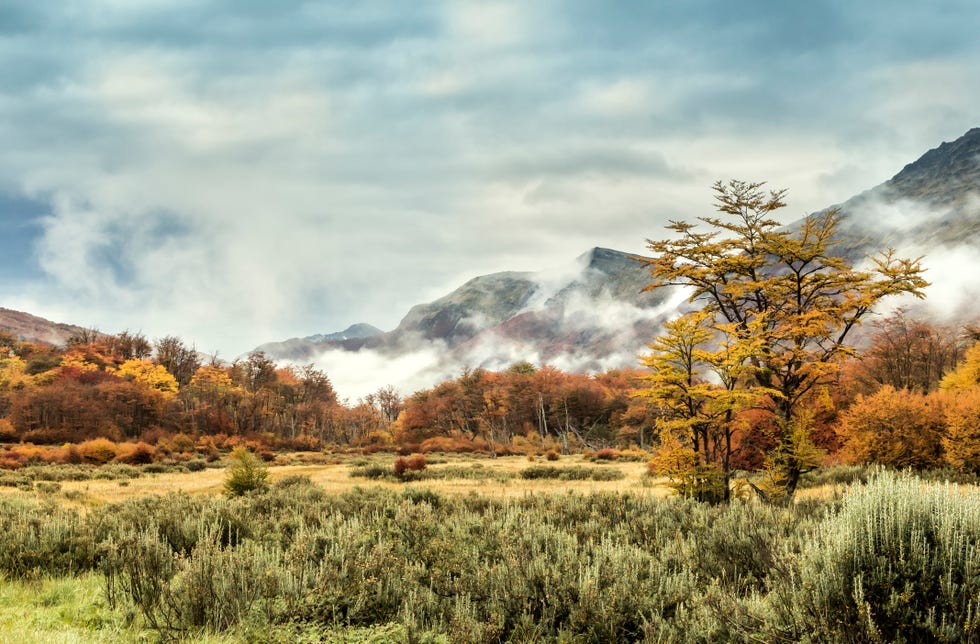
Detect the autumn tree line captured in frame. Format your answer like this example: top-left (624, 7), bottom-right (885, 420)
top-left (0, 325), bottom-right (658, 462)
top-left (0, 307), bottom-right (977, 472)
top-left (0, 180), bottom-right (978, 503)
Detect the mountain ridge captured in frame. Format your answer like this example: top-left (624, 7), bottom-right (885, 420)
top-left (255, 245), bottom-right (668, 367)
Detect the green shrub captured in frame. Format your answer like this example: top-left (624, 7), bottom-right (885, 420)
top-left (223, 447), bottom-right (269, 497)
top-left (143, 462), bottom-right (179, 474)
top-left (185, 459), bottom-right (207, 472)
top-left (0, 497), bottom-right (95, 577)
top-left (35, 481), bottom-right (61, 495)
top-left (95, 464), bottom-right (142, 480)
top-left (420, 464), bottom-right (511, 482)
top-left (798, 463), bottom-right (870, 489)
top-left (272, 474), bottom-right (315, 489)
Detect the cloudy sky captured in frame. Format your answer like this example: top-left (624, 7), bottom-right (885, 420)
top-left (1, 0), bottom-right (978, 358)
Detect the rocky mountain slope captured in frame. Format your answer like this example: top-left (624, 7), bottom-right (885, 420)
top-left (0, 307), bottom-right (85, 346)
top-left (819, 127), bottom-right (980, 255)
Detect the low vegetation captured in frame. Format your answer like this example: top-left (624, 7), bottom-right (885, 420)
top-left (0, 469), bottom-right (975, 641)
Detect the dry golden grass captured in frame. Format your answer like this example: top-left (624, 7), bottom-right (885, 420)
top-left (0, 453), bottom-right (673, 508)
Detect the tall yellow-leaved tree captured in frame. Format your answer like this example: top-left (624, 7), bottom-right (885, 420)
top-left (639, 180), bottom-right (928, 500)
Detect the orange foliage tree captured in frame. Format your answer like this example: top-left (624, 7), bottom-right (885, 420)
top-left (943, 387), bottom-right (980, 474)
top-left (837, 386), bottom-right (945, 468)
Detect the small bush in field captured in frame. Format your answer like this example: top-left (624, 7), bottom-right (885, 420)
top-left (223, 447), bottom-right (269, 496)
top-left (349, 464), bottom-right (392, 480)
top-left (170, 433), bottom-right (195, 452)
top-left (95, 464), bottom-right (141, 480)
top-left (185, 459), bottom-right (208, 472)
top-left (594, 448), bottom-right (620, 461)
top-left (79, 438), bottom-right (118, 465)
top-left (272, 474), bottom-right (315, 489)
top-left (115, 442), bottom-right (156, 465)
top-left (35, 481), bottom-right (60, 495)
top-left (143, 462), bottom-right (178, 474)
top-left (393, 454), bottom-right (427, 480)
top-left (545, 450), bottom-right (560, 461)
top-left (393, 457), bottom-right (407, 478)
top-left (617, 448), bottom-right (650, 462)
top-left (798, 464), bottom-right (869, 489)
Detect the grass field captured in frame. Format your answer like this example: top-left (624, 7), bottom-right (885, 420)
top-left (0, 453), bottom-right (669, 509)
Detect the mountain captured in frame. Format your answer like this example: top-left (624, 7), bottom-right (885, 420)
top-left (256, 247), bottom-right (676, 372)
top-left (0, 307), bottom-right (86, 346)
top-left (254, 323), bottom-right (383, 362)
top-left (305, 323), bottom-right (383, 344)
top-left (257, 127), bottom-right (980, 393)
top-left (385, 247), bottom-right (667, 351)
top-left (819, 127), bottom-right (980, 256)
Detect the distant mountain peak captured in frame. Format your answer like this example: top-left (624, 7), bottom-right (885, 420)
top-left (883, 127), bottom-right (980, 206)
top-left (576, 247), bottom-right (651, 274)
top-left (305, 323), bottom-right (383, 343)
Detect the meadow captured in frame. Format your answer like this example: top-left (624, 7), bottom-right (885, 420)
top-left (0, 453), bottom-right (977, 642)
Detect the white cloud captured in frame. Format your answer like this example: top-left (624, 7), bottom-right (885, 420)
top-left (581, 79), bottom-right (654, 118)
top-left (445, 1), bottom-right (527, 48)
top-left (305, 343), bottom-right (448, 402)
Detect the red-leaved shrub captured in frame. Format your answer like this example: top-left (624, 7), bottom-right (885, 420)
top-left (116, 441), bottom-right (156, 465)
top-left (393, 453), bottom-right (427, 479)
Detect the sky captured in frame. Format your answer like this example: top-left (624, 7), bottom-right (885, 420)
top-left (1, 0), bottom-right (978, 360)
